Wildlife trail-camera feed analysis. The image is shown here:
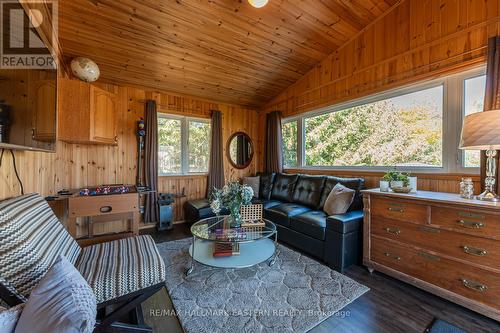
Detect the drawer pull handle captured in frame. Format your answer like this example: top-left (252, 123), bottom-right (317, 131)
top-left (457, 220), bottom-right (484, 229)
top-left (385, 227), bottom-right (401, 235)
top-left (460, 278), bottom-right (487, 292)
top-left (100, 206), bottom-right (113, 213)
top-left (458, 212), bottom-right (485, 220)
top-left (461, 245), bottom-right (487, 256)
top-left (388, 207), bottom-right (404, 213)
top-left (417, 251), bottom-right (440, 261)
top-left (418, 226), bottom-right (440, 233)
top-left (383, 252), bottom-right (401, 261)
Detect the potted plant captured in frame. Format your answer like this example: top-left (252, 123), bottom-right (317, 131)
top-left (210, 181), bottom-right (254, 228)
top-left (380, 172), bottom-right (394, 192)
top-left (382, 169), bottom-right (410, 190)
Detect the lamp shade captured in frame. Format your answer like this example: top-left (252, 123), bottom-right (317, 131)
top-left (460, 109), bottom-right (500, 150)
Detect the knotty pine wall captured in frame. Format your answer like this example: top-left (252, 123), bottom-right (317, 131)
top-left (264, 0), bottom-right (500, 116)
top-left (0, 81), bottom-right (262, 224)
top-left (262, 0), bottom-right (498, 194)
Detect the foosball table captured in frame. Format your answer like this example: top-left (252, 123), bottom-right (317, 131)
top-left (57, 185), bottom-right (140, 246)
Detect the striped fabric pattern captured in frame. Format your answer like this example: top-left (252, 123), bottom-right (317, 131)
top-left (76, 235), bottom-right (166, 303)
top-left (0, 194), bottom-right (82, 302)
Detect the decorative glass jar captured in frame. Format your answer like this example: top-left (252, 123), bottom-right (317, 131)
top-left (460, 178), bottom-right (474, 199)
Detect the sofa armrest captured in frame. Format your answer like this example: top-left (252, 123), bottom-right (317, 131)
top-left (326, 210), bottom-right (364, 234)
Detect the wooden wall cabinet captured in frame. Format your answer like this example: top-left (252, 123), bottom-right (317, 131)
top-left (363, 189), bottom-right (500, 321)
top-left (58, 78), bottom-right (117, 145)
top-left (31, 80), bottom-right (57, 142)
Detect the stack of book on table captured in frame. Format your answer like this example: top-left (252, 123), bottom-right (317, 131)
top-left (212, 227), bottom-right (246, 257)
top-left (213, 242), bottom-right (240, 257)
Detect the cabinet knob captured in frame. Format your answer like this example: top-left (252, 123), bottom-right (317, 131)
top-left (114, 135), bottom-right (118, 143)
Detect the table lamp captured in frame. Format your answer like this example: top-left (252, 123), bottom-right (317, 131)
top-left (460, 109), bottom-right (500, 201)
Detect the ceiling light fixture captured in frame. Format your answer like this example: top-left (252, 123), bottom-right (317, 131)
top-left (248, 0), bottom-right (268, 8)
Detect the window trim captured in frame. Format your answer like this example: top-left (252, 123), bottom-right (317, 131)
top-left (282, 66), bottom-right (485, 174)
top-left (157, 114), bottom-right (210, 176)
top-left (459, 70), bottom-right (487, 168)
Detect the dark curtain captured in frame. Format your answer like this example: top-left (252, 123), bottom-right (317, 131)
top-left (480, 36), bottom-right (500, 192)
top-left (207, 110), bottom-right (225, 198)
top-left (264, 111), bottom-right (283, 173)
top-left (144, 100), bottom-right (159, 223)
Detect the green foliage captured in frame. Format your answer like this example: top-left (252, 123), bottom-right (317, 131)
top-left (383, 169), bottom-right (410, 186)
top-left (282, 121), bottom-right (298, 167)
top-left (158, 118), bottom-right (210, 174)
top-left (302, 99), bottom-right (442, 167)
top-left (188, 121), bottom-right (210, 172)
top-left (158, 118), bottom-right (182, 173)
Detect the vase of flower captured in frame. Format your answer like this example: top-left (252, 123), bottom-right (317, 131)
top-left (228, 203), bottom-right (242, 227)
top-left (210, 181), bottom-right (254, 228)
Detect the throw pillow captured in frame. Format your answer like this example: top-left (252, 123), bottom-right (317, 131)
top-left (243, 176), bottom-right (260, 198)
top-left (15, 255), bottom-right (97, 333)
top-left (0, 304), bottom-right (24, 333)
top-left (323, 183), bottom-right (355, 216)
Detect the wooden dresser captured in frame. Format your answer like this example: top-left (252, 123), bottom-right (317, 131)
top-left (362, 189), bottom-right (500, 321)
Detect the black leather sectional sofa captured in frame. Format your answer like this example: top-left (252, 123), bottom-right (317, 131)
top-left (184, 173), bottom-right (365, 272)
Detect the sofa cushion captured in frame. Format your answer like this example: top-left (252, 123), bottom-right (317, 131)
top-left (0, 193), bottom-right (82, 303)
top-left (252, 198), bottom-right (283, 209)
top-left (319, 176), bottom-right (365, 211)
top-left (323, 183), bottom-right (355, 215)
top-left (257, 173), bottom-right (275, 200)
top-left (292, 175), bottom-right (326, 209)
top-left (326, 210), bottom-right (364, 234)
top-left (15, 255), bottom-right (96, 333)
top-left (265, 203), bottom-right (311, 227)
top-left (290, 211), bottom-right (327, 240)
top-left (76, 235), bottom-right (165, 303)
top-left (271, 174), bottom-right (299, 202)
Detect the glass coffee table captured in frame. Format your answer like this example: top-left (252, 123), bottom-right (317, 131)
top-left (185, 215), bottom-right (278, 276)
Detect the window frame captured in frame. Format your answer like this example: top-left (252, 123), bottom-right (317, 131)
top-left (157, 113), bottom-right (210, 176)
top-left (283, 66), bottom-right (485, 174)
top-left (459, 70), bottom-right (487, 169)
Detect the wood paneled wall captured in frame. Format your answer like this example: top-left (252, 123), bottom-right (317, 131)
top-left (264, 0), bottom-right (500, 116)
top-left (259, 0), bottom-right (499, 195)
top-left (0, 81), bottom-right (261, 224)
top-left (284, 169), bottom-right (481, 195)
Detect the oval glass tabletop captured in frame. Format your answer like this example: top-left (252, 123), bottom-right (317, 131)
top-left (190, 215), bottom-right (276, 243)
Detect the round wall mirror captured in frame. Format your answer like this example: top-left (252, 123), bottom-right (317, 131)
top-left (227, 132), bottom-right (254, 169)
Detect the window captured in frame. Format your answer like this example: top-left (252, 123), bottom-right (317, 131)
top-left (282, 120), bottom-right (298, 167)
top-left (305, 86), bottom-right (443, 168)
top-left (282, 68), bottom-right (485, 173)
top-left (158, 115), bottom-right (210, 175)
top-left (463, 75), bottom-right (486, 168)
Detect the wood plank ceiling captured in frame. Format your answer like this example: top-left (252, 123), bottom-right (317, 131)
top-left (59, 0), bottom-right (398, 108)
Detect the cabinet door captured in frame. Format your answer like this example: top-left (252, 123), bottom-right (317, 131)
top-left (91, 87), bottom-right (117, 144)
top-left (32, 80), bottom-right (57, 142)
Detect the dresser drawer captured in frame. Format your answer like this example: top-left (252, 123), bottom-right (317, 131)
top-left (371, 197), bottom-right (428, 224)
top-left (371, 236), bottom-right (500, 309)
top-left (372, 218), bottom-right (500, 270)
top-left (431, 207), bottom-right (500, 240)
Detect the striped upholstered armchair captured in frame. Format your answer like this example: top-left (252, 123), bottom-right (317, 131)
top-left (0, 193), bottom-right (166, 332)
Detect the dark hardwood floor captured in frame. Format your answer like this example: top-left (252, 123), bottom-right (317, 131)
top-left (141, 225), bottom-right (500, 333)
